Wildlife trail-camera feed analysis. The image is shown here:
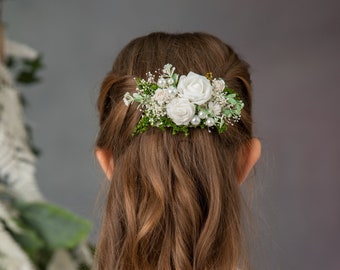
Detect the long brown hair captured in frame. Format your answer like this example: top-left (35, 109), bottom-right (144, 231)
top-left (95, 32), bottom-right (253, 270)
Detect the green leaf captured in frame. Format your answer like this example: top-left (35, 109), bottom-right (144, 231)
top-left (16, 71), bottom-right (40, 84)
top-left (3, 219), bottom-right (45, 263)
top-left (18, 202), bottom-right (92, 250)
top-left (223, 109), bottom-right (232, 118)
top-left (22, 56), bottom-right (44, 70)
top-left (172, 74), bottom-right (179, 85)
top-left (229, 98), bottom-right (237, 105)
top-left (132, 93), bottom-right (143, 102)
top-left (150, 84), bottom-right (158, 91)
top-left (6, 56), bottom-right (16, 68)
top-left (133, 115), bottom-right (151, 136)
top-left (16, 55), bottom-right (44, 85)
top-left (217, 123), bottom-right (227, 133)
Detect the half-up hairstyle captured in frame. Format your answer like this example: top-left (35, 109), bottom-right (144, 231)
top-left (95, 32), bottom-right (253, 270)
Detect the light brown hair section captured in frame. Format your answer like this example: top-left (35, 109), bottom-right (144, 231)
top-left (95, 32), bottom-right (253, 270)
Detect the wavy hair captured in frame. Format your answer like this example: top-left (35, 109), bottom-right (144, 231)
top-left (95, 32), bottom-right (253, 270)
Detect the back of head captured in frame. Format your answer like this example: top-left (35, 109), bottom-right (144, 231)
top-left (96, 32), bottom-right (253, 270)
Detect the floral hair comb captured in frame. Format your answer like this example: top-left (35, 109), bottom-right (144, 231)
top-left (123, 64), bottom-right (244, 136)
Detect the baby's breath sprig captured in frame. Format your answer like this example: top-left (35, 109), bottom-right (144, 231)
top-left (123, 64), bottom-right (244, 136)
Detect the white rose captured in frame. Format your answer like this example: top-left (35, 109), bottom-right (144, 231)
top-left (166, 97), bottom-right (195, 125)
top-left (177, 72), bottom-right (212, 105)
top-left (153, 88), bottom-right (170, 105)
top-left (212, 79), bottom-right (225, 92)
top-left (209, 101), bottom-right (222, 115)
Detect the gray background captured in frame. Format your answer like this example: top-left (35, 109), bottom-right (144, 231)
top-left (4, 0), bottom-right (340, 269)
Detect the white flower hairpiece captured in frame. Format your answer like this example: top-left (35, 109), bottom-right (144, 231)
top-left (123, 64), bottom-right (244, 136)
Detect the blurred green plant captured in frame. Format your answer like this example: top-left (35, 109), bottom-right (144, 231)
top-left (6, 55), bottom-right (44, 85)
top-left (0, 185), bottom-right (92, 269)
top-left (0, 37), bottom-right (94, 269)
top-left (5, 53), bottom-right (45, 157)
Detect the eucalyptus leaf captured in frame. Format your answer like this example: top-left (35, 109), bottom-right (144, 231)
top-left (132, 93), bottom-right (143, 102)
top-left (229, 99), bottom-right (237, 105)
top-left (18, 202), bottom-right (91, 250)
top-left (172, 74), bottom-right (179, 85)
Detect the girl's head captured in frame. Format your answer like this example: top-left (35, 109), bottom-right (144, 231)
top-left (95, 32), bottom-right (260, 270)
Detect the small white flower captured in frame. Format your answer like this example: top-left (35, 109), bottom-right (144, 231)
top-left (177, 72), bottom-right (212, 105)
top-left (153, 88), bottom-right (170, 105)
top-left (209, 101), bottom-right (222, 115)
top-left (147, 72), bottom-right (155, 83)
top-left (123, 92), bottom-right (134, 106)
top-left (166, 97), bottom-right (195, 125)
top-left (212, 79), bottom-right (225, 92)
top-left (151, 103), bottom-right (166, 118)
top-left (163, 64), bottom-right (175, 76)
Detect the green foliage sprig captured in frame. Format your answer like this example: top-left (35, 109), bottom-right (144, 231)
top-left (0, 186), bottom-right (92, 269)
